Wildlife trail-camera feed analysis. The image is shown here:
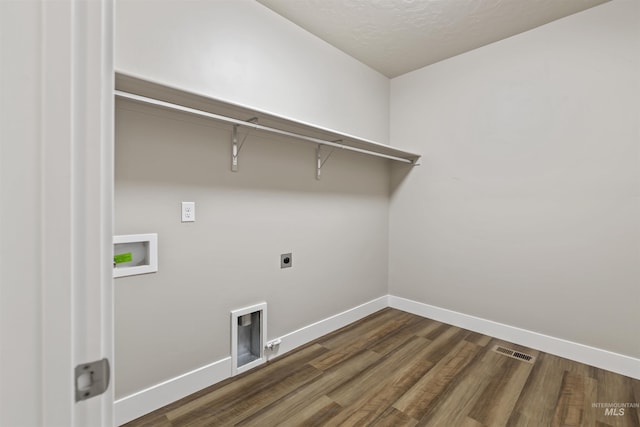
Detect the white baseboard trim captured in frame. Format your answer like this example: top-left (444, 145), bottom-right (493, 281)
top-left (269, 295), bottom-right (389, 358)
top-left (388, 295), bottom-right (640, 380)
top-left (114, 357), bottom-right (232, 426)
top-left (114, 295), bottom-right (389, 425)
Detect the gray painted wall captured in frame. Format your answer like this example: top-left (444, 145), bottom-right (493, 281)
top-left (1, 3), bottom-right (44, 424)
top-left (114, 0), bottom-right (638, 401)
top-left (115, 0), bottom-right (392, 399)
top-left (389, 0), bottom-right (639, 359)
top-left (114, 101), bottom-right (390, 398)
top-left (115, 0), bottom-right (390, 143)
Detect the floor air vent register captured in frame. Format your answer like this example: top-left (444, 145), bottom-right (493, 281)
top-left (492, 345), bottom-right (535, 363)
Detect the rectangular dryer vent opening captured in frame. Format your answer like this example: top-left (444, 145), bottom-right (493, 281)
top-left (231, 303), bottom-right (267, 375)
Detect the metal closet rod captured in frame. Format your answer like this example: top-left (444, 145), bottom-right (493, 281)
top-left (114, 90), bottom-right (415, 164)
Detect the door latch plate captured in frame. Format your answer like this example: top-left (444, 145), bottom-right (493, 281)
top-left (75, 358), bottom-right (110, 402)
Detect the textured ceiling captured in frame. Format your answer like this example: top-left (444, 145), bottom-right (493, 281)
top-left (256, 0), bottom-right (609, 78)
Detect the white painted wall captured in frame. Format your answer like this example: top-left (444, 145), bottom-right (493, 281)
top-left (115, 0), bottom-right (389, 143)
top-left (389, 0), bottom-right (640, 359)
top-left (114, 0), bottom-right (391, 399)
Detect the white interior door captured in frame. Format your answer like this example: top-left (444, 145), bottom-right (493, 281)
top-left (0, 0), bottom-right (114, 425)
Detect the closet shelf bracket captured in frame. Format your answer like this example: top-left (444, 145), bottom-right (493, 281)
top-left (231, 125), bottom-right (239, 172)
top-left (316, 142), bottom-right (338, 180)
top-left (231, 117), bottom-right (258, 172)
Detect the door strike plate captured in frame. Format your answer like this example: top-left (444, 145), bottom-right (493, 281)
top-left (75, 358), bottom-right (110, 402)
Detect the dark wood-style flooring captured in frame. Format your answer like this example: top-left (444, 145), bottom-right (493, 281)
top-left (125, 308), bottom-right (640, 426)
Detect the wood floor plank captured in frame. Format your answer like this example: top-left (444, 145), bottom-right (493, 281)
top-left (175, 364), bottom-right (322, 426)
top-left (465, 331), bottom-right (492, 347)
top-left (551, 371), bottom-right (589, 426)
top-left (125, 413), bottom-right (173, 427)
top-left (582, 367), bottom-right (600, 427)
top-left (414, 343), bottom-right (499, 427)
top-left (459, 416), bottom-right (486, 427)
top-left (328, 336), bottom-right (432, 407)
top-left (507, 352), bottom-right (576, 427)
top-left (594, 368), bottom-right (640, 427)
top-left (561, 360), bottom-right (600, 427)
top-left (123, 309), bottom-right (640, 427)
top-left (309, 310), bottom-right (417, 370)
top-left (235, 349), bottom-right (382, 426)
top-left (323, 338), bottom-right (435, 425)
top-left (370, 407), bottom-right (418, 427)
top-left (393, 339), bottom-right (480, 420)
top-left (315, 308), bottom-right (401, 350)
top-left (632, 378), bottom-right (640, 424)
top-left (163, 344), bottom-right (327, 424)
top-left (271, 395), bottom-right (343, 427)
top-left (367, 316), bottom-right (437, 356)
top-left (419, 322), bottom-right (450, 340)
top-left (465, 343), bottom-right (536, 427)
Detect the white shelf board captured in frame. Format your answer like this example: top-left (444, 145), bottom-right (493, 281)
top-left (115, 71), bottom-right (421, 165)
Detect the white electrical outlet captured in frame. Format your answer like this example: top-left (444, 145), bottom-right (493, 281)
top-left (181, 202), bottom-right (195, 222)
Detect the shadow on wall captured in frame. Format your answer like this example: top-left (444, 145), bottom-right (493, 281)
top-left (115, 99), bottom-right (390, 197)
top-left (390, 163), bottom-right (414, 195)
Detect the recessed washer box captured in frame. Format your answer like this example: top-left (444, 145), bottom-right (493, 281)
top-left (113, 233), bottom-right (158, 278)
